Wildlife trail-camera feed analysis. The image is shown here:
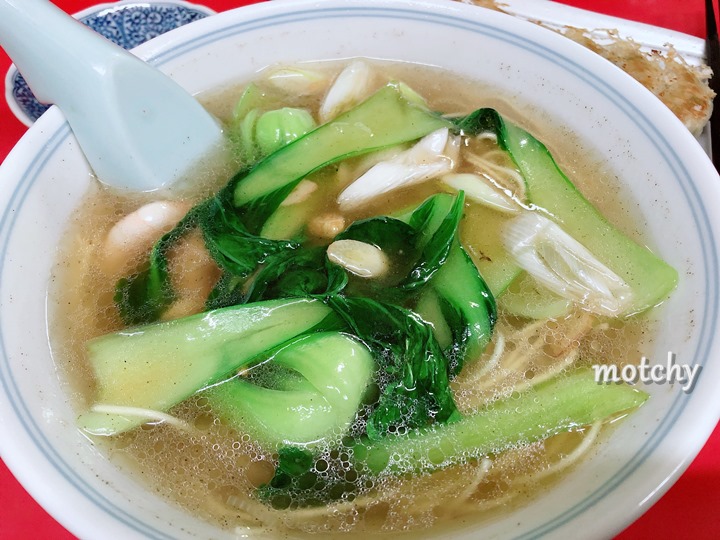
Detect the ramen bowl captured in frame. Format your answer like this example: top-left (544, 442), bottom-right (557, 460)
top-left (0, 1), bottom-right (719, 538)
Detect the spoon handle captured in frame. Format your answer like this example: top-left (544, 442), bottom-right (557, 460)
top-left (0, 0), bottom-right (223, 191)
top-left (0, 0), bottom-right (125, 105)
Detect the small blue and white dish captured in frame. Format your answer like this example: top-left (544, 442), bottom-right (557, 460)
top-left (4, 0), bottom-right (215, 126)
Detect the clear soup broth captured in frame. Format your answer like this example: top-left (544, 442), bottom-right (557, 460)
top-left (49, 60), bottom-right (662, 537)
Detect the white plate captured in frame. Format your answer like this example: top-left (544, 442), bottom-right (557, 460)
top-left (504, 0), bottom-right (705, 62)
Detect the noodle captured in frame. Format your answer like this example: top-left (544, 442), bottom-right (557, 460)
top-left (464, 151), bottom-right (527, 200)
top-left (89, 404), bottom-right (196, 433)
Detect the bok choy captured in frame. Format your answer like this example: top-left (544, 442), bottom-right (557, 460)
top-left (204, 332), bottom-right (374, 449)
top-left (354, 368), bottom-right (648, 475)
top-left (86, 65), bottom-right (674, 517)
top-left (116, 83), bottom-right (451, 325)
top-left (452, 108), bottom-right (677, 314)
top-left (259, 368), bottom-right (647, 508)
top-left (80, 299), bottom-right (334, 436)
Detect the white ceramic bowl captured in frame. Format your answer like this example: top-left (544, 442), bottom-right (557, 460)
top-left (1, 1), bottom-right (719, 538)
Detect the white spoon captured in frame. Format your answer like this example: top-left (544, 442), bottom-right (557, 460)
top-left (0, 0), bottom-right (223, 191)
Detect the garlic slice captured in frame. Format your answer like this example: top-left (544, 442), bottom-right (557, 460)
top-left (319, 61), bottom-right (376, 123)
top-left (327, 239), bottom-right (389, 278)
top-left (267, 67), bottom-right (329, 96)
top-left (338, 128), bottom-right (460, 210)
top-left (503, 213), bottom-right (633, 316)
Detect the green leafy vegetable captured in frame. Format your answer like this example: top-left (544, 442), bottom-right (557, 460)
top-left (259, 446), bottom-right (359, 509)
top-left (258, 369), bottom-right (648, 508)
top-left (327, 296), bottom-right (459, 440)
top-left (336, 216), bottom-right (417, 262)
top-left (398, 192), bottom-right (465, 291)
top-left (393, 193), bottom-right (496, 373)
top-left (213, 192), bottom-right (494, 442)
top-left (334, 216), bottom-right (418, 298)
top-left (244, 247), bottom-right (348, 303)
top-left (233, 83), bottom-right (452, 206)
top-left (255, 107), bottom-right (316, 155)
top-left (428, 239), bottom-right (497, 373)
top-left (205, 272), bottom-right (247, 311)
top-left (449, 108), bottom-right (677, 313)
top-left (229, 83), bottom-right (284, 163)
top-left (204, 332), bottom-right (375, 449)
top-left (79, 298), bottom-right (334, 436)
top-left (100, 77), bottom-right (670, 519)
top-left (115, 83), bottom-right (450, 324)
top-left (114, 206), bottom-right (203, 326)
top-left (231, 83), bottom-right (267, 122)
top-left (200, 188), bottom-right (297, 276)
top-left (354, 368), bottom-right (648, 474)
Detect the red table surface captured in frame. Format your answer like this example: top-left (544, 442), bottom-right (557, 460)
top-left (0, 0), bottom-right (717, 538)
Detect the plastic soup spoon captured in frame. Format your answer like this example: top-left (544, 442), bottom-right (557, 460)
top-left (0, 0), bottom-right (223, 191)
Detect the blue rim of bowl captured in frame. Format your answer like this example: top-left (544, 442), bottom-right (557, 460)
top-left (3, 0), bottom-right (215, 127)
top-left (0, 4), bottom-right (717, 539)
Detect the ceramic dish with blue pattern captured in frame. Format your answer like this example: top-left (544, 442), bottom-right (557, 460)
top-left (4, 0), bottom-right (215, 126)
top-left (0, 1), bottom-right (719, 538)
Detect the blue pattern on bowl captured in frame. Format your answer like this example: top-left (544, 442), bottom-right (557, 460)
top-left (8, 1), bottom-right (213, 124)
